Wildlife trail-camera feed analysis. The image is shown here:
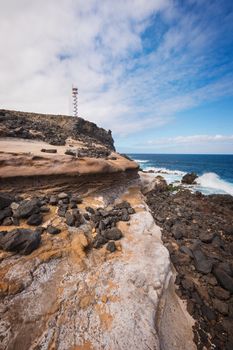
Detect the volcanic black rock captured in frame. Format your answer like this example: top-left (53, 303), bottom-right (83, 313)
top-left (0, 228), bottom-right (41, 254)
top-left (47, 226), bottom-right (61, 235)
top-left (15, 199), bottom-right (40, 219)
top-left (181, 172), bottom-right (198, 185)
top-left (106, 241), bottom-right (117, 252)
top-left (27, 213), bottom-right (43, 226)
top-left (0, 194), bottom-right (13, 210)
top-left (103, 228), bottom-right (123, 241)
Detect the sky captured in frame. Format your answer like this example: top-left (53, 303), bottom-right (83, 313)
top-left (0, 0), bottom-right (233, 154)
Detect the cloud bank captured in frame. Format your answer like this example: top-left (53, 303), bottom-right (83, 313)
top-left (0, 0), bottom-right (233, 149)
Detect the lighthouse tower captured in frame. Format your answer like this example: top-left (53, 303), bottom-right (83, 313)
top-left (72, 86), bottom-right (78, 117)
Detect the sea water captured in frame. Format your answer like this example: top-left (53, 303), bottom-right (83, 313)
top-left (128, 154), bottom-right (233, 196)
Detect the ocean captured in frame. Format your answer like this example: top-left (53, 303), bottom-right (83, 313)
top-left (128, 154), bottom-right (233, 196)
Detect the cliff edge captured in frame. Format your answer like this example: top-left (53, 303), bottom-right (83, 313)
top-left (0, 110), bottom-right (196, 350)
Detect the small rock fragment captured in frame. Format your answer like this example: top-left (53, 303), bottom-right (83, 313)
top-left (103, 228), bottom-right (123, 241)
top-left (41, 148), bottom-right (57, 153)
top-left (106, 241), bottom-right (116, 252)
top-left (86, 207), bottom-right (95, 215)
top-left (58, 192), bottom-right (69, 200)
top-left (49, 196), bottom-right (58, 205)
top-left (47, 226), bottom-right (61, 235)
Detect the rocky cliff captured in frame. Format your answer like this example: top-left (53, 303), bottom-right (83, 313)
top-left (0, 109), bottom-right (115, 150)
top-left (0, 111), bottom-right (196, 350)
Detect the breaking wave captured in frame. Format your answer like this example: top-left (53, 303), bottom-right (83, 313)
top-left (143, 166), bottom-right (185, 176)
top-left (196, 172), bottom-right (233, 196)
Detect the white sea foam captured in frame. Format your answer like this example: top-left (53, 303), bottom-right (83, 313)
top-left (196, 172), bottom-right (233, 196)
top-left (144, 166), bottom-right (185, 176)
top-left (134, 159), bottom-right (149, 163)
top-left (143, 167), bottom-right (233, 196)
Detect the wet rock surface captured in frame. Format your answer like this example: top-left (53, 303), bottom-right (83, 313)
top-left (147, 188), bottom-right (233, 350)
top-left (182, 172), bottom-right (198, 184)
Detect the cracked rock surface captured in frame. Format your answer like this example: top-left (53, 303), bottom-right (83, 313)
top-left (0, 178), bottom-right (196, 350)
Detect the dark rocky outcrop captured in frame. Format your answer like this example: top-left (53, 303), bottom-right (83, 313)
top-left (181, 172), bottom-right (198, 184)
top-left (0, 109), bottom-right (115, 150)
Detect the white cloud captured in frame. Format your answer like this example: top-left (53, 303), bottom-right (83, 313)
top-left (147, 134), bottom-right (233, 145)
top-left (0, 0), bottom-right (232, 140)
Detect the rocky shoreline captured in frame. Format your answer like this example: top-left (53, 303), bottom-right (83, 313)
top-left (0, 109), bottom-right (205, 349)
top-left (146, 181), bottom-right (233, 350)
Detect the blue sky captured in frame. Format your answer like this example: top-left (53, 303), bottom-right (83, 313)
top-left (0, 0), bottom-right (233, 153)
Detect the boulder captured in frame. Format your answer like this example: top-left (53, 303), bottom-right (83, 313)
top-left (199, 231), bottom-right (215, 243)
top-left (121, 208), bottom-right (130, 221)
top-left (213, 267), bottom-right (233, 293)
top-left (172, 224), bottom-right (185, 240)
top-left (58, 192), bottom-right (69, 200)
top-left (180, 246), bottom-right (194, 258)
top-left (0, 207), bottom-right (12, 223)
top-left (193, 249), bottom-right (213, 274)
top-left (65, 149), bottom-right (76, 156)
top-left (201, 304), bottom-right (216, 321)
top-left (27, 213), bottom-right (43, 226)
top-left (14, 199), bottom-right (40, 219)
top-left (65, 211), bottom-right (75, 226)
top-left (114, 201), bottom-right (131, 210)
top-left (49, 195), bottom-right (58, 205)
top-left (93, 234), bottom-right (108, 249)
top-left (2, 217), bottom-right (13, 226)
top-left (0, 228), bottom-right (41, 254)
top-left (0, 194), bottom-right (13, 210)
top-left (103, 228), bottom-right (123, 241)
top-left (83, 213), bottom-right (90, 221)
top-left (58, 205), bottom-right (68, 217)
top-left (213, 286), bottom-right (230, 300)
top-left (86, 207), bottom-right (95, 215)
top-left (65, 210), bottom-right (83, 227)
top-left (47, 226), bottom-right (61, 235)
top-left (212, 299), bottom-right (229, 315)
top-left (70, 202), bottom-right (77, 209)
top-left (70, 195), bottom-right (82, 204)
top-left (181, 172), bottom-right (198, 185)
top-left (40, 206), bottom-right (50, 213)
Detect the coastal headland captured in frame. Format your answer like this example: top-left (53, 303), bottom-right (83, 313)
top-left (0, 109), bottom-right (232, 350)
